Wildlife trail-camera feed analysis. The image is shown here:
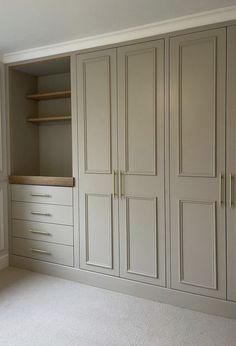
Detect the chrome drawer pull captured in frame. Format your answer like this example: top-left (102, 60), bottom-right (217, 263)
top-left (31, 193), bottom-right (51, 198)
top-left (31, 248), bottom-right (51, 255)
top-left (31, 211), bottom-right (51, 216)
top-left (29, 229), bottom-right (51, 236)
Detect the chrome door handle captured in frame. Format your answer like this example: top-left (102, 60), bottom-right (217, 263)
top-left (112, 170), bottom-right (118, 199)
top-left (229, 174), bottom-right (234, 208)
top-left (31, 211), bottom-right (51, 216)
top-left (29, 229), bottom-right (51, 236)
top-left (219, 173), bottom-right (223, 207)
top-left (31, 248), bottom-right (51, 255)
top-left (119, 171), bottom-right (125, 199)
top-left (30, 193), bottom-right (51, 198)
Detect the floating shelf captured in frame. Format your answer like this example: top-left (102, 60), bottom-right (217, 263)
top-left (9, 175), bottom-right (75, 187)
top-left (27, 115), bottom-right (71, 123)
top-left (27, 90), bottom-right (71, 101)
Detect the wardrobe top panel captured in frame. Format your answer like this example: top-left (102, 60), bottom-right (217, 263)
top-left (11, 57), bottom-right (70, 77)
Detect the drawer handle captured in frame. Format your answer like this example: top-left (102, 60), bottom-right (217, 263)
top-left (31, 211), bottom-right (51, 217)
top-left (31, 193), bottom-right (51, 198)
top-left (31, 248), bottom-right (51, 255)
top-left (29, 229), bottom-right (51, 236)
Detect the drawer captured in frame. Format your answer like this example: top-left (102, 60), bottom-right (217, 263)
top-left (11, 184), bottom-right (72, 206)
top-left (12, 201), bottom-right (73, 225)
top-left (12, 219), bottom-right (73, 246)
top-left (12, 238), bottom-right (73, 266)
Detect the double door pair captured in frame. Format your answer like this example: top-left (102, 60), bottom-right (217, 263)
top-left (77, 41), bottom-right (166, 286)
top-left (77, 26), bottom-right (236, 301)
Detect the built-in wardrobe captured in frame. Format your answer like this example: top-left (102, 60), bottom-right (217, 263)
top-left (0, 62), bottom-right (8, 264)
top-left (4, 23), bottom-right (236, 317)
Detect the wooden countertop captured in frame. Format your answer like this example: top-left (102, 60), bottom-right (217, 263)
top-left (9, 176), bottom-right (75, 187)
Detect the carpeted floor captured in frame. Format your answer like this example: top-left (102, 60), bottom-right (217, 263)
top-left (0, 268), bottom-right (235, 346)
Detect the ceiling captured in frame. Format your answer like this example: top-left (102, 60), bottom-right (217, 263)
top-left (0, 0), bottom-right (236, 55)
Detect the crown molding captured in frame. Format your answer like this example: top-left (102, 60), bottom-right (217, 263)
top-left (3, 5), bottom-right (236, 63)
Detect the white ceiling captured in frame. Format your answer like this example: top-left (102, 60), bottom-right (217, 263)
top-left (0, 0), bottom-right (236, 55)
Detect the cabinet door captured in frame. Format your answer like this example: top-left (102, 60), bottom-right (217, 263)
top-left (227, 25), bottom-right (236, 302)
top-left (0, 63), bottom-right (7, 255)
top-left (77, 49), bottom-right (119, 276)
top-left (170, 29), bottom-right (226, 298)
top-left (0, 62), bottom-right (6, 180)
top-left (118, 40), bottom-right (166, 286)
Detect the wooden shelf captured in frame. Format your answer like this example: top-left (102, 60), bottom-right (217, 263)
top-left (9, 175), bottom-right (75, 187)
top-left (27, 115), bottom-right (71, 123)
top-left (27, 90), bottom-right (71, 101)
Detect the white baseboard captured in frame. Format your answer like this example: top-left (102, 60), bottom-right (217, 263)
top-left (0, 254), bottom-right (9, 270)
top-left (10, 255), bottom-right (236, 319)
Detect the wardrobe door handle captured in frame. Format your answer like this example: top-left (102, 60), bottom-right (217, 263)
top-left (29, 229), bottom-right (51, 236)
top-left (119, 171), bottom-right (122, 199)
top-left (31, 248), bottom-right (51, 255)
top-left (219, 173), bottom-right (223, 206)
top-left (112, 170), bottom-right (118, 199)
top-left (229, 174), bottom-right (234, 208)
top-left (31, 211), bottom-right (51, 217)
top-left (119, 171), bottom-right (125, 199)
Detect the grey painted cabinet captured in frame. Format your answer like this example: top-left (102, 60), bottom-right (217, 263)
top-left (227, 25), bottom-right (236, 302)
top-left (169, 29), bottom-right (226, 298)
top-left (76, 29), bottom-right (234, 300)
top-left (117, 40), bottom-right (166, 286)
top-left (77, 49), bottom-right (120, 276)
top-left (0, 62), bottom-right (8, 255)
top-left (76, 41), bottom-right (166, 285)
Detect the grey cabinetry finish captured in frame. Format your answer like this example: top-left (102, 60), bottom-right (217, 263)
top-left (170, 29), bottom-right (226, 298)
top-left (117, 40), bottom-right (166, 286)
top-left (77, 49), bottom-right (119, 276)
top-left (77, 41), bottom-right (166, 285)
top-left (227, 25), bottom-right (236, 302)
top-left (0, 62), bottom-right (7, 255)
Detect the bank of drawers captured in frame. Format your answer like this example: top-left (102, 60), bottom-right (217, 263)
top-left (11, 184), bottom-right (74, 266)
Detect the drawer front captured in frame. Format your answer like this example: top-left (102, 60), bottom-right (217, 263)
top-left (12, 238), bottom-right (73, 266)
top-left (12, 201), bottom-right (73, 225)
top-left (11, 184), bottom-right (72, 206)
top-left (12, 219), bottom-right (73, 246)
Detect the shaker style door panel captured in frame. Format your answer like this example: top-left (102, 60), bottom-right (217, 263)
top-left (77, 49), bottom-right (119, 276)
top-left (0, 63), bottom-right (7, 180)
top-left (227, 25), bottom-right (236, 302)
top-left (170, 29), bottom-right (226, 298)
top-left (118, 40), bottom-right (166, 286)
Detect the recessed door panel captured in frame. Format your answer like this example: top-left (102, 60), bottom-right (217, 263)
top-left (178, 39), bottom-right (216, 177)
top-left (179, 200), bottom-right (217, 289)
top-left (125, 49), bottom-right (156, 175)
top-left (83, 56), bottom-right (111, 173)
top-left (170, 29), bottom-right (226, 298)
top-left (85, 194), bottom-right (113, 269)
top-left (126, 197), bottom-right (157, 278)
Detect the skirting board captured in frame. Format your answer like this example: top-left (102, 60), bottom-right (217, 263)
top-left (0, 254), bottom-right (9, 271)
top-left (10, 255), bottom-right (236, 319)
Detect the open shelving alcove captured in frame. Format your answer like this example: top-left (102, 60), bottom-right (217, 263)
top-left (8, 56), bottom-right (74, 186)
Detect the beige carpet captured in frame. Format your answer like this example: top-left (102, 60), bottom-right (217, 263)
top-left (0, 267), bottom-right (235, 346)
